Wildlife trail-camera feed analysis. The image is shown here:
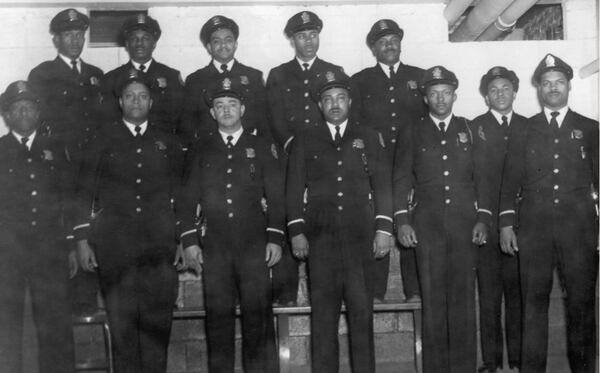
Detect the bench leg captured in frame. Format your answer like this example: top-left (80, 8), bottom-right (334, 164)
top-left (277, 314), bottom-right (291, 373)
top-left (413, 309), bottom-right (422, 373)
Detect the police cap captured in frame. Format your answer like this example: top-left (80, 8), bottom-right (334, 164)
top-left (200, 15), bottom-right (239, 46)
top-left (50, 8), bottom-right (89, 34)
top-left (120, 13), bottom-right (161, 44)
top-left (311, 70), bottom-right (351, 102)
top-left (367, 19), bottom-right (404, 46)
top-left (205, 77), bottom-right (245, 107)
top-left (0, 81), bottom-right (40, 112)
top-left (115, 68), bottom-right (154, 97)
top-left (419, 65), bottom-right (459, 94)
top-left (284, 11), bottom-right (323, 37)
top-left (479, 66), bottom-right (520, 96)
top-left (532, 53), bottom-right (573, 84)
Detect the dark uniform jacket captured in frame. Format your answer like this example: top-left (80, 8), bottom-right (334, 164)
top-left (28, 57), bottom-right (104, 149)
top-left (180, 61), bottom-right (270, 143)
top-left (393, 115), bottom-right (492, 226)
top-left (499, 109), bottom-right (599, 228)
top-left (0, 133), bottom-right (73, 243)
top-left (101, 61), bottom-right (184, 135)
top-left (72, 121), bottom-right (184, 269)
top-left (266, 58), bottom-right (344, 149)
top-left (350, 63), bottom-right (426, 160)
top-left (178, 130), bottom-right (284, 249)
top-left (286, 119), bottom-right (393, 237)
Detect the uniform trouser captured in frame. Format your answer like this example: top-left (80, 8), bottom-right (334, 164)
top-left (373, 251), bottom-right (390, 300)
top-left (399, 244), bottom-right (421, 299)
top-left (517, 202), bottom-right (597, 373)
top-left (0, 234), bottom-right (75, 373)
top-left (414, 206), bottom-right (478, 373)
top-left (98, 257), bottom-right (178, 373)
top-left (271, 240), bottom-right (299, 304)
top-left (477, 227), bottom-right (521, 369)
top-left (203, 240), bottom-right (278, 373)
top-left (307, 208), bottom-right (376, 373)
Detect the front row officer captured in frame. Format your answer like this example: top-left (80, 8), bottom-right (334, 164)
top-left (180, 77), bottom-right (282, 373)
top-left (393, 66), bottom-right (490, 373)
top-left (0, 81), bottom-right (75, 373)
top-left (286, 71), bottom-right (394, 373)
top-left (75, 69), bottom-right (184, 373)
top-left (500, 54), bottom-right (598, 373)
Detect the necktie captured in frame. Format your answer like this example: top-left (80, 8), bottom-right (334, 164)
top-left (226, 135), bottom-right (234, 149)
top-left (334, 125), bottom-right (342, 146)
top-left (501, 115), bottom-right (508, 127)
top-left (389, 65), bottom-right (395, 79)
top-left (550, 111), bottom-right (559, 131)
top-left (221, 64), bottom-right (229, 74)
top-left (21, 136), bottom-right (29, 151)
top-left (71, 59), bottom-right (78, 75)
top-left (439, 121), bottom-right (446, 133)
top-left (134, 125), bottom-right (142, 137)
top-left (302, 63), bottom-right (309, 72)
top-left (139, 64), bottom-right (146, 72)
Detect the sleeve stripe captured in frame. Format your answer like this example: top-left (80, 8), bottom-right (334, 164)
top-left (180, 229), bottom-right (197, 238)
top-left (73, 223), bottom-right (90, 231)
top-left (499, 210), bottom-right (516, 216)
top-left (477, 208), bottom-right (493, 216)
top-left (375, 215), bottom-right (393, 222)
top-left (376, 230), bottom-right (393, 237)
top-left (394, 210), bottom-right (408, 216)
top-left (287, 218), bottom-right (304, 227)
top-left (267, 228), bottom-right (285, 235)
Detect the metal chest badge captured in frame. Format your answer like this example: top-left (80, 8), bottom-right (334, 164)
top-left (478, 125), bottom-right (486, 141)
top-left (407, 80), bottom-right (417, 90)
top-left (246, 148), bottom-right (255, 158)
top-left (571, 129), bottom-right (583, 140)
top-left (90, 76), bottom-right (99, 86)
top-left (42, 150), bottom-right (53, 161)
top-left (352, 138), bottom-right (365, 149)
top-left (155, 141), bottom-right (167, 151)
top-left (240, 76), bottom-right (249, 85)
top-left (458, 132), bottom-right (469, 143)
top-left (156, 77), bottom-right (167, 89)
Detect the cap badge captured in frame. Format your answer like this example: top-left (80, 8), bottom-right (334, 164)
top-left (432, 67), bottom-right (442, 79)
top-left (15, 81), bottom-right (28, 94)
top-left (545, 54), bottom-right (555, 67)
top-left (137, 13), bottom-right (146, 24)
top-left (325, 71), bottom-right (335, 82)
top-left (68, 9), bottom-right (78, 21)
top-left (378, 20), bottom-right (388, 30)
top-left (301, 12), bottom-right (311, 24)
top-left (222, 77), bottom-right (232, 90)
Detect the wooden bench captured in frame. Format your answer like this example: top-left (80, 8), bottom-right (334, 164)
top-left (74, 301), bottom-right (422, 373)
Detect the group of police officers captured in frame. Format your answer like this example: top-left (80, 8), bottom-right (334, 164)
top-left (0, 6), bottom-right (597, 373)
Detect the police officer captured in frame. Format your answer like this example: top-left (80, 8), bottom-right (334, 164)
top-left (180, 15), bottom-right (270, 146)
top-left (286, 71), bottom-right (393, 372)
top-left (102, 13), bottom-right (184, 135)
top-left (0, 81), bottom-right (75, 373)
top-left (179, 77), bottom-right (282, 373)
top-left (267, 10), bottom-right (344, 305)
top-left (393, 66), bottom-right (490, 373)
top-left (350, 19), bottom-right (425, 303)
top-left (473, 66), bottom-right (524, 373)
top-left (74, 70), bottom-right (184, 373)
top-left (28, 8), bottom-right (104, 316)
top-left (499, 54), bottom-right (598, 373)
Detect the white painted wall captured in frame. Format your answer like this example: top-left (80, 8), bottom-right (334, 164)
top-left (0, 0), bottom-right (597, 135)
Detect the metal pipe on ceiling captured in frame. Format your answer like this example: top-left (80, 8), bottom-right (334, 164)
top-left (449, 0), bottom-right (515, 42)
top-left (477, 0), bottom-right (539, 41)
top-left (444, 0), bottom-right (475, 26)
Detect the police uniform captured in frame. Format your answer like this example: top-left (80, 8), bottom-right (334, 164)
top-left (498, 54), bottom-right (598, 373)
top-left (393, 66), bottom-right (492, 373)
top-left (473, 66), bottom-right (524, 372)
top-left (0, 81), bottom-right (75, 373)
top-left (178, 79), bottom-right (283, 373)
top-left (179, 16), bottom-right (270, 145)
top-left (350, 19), bottom-right (425, 301)
top-left (101, 14), bottom-right (184, 135)
top-left (286, 72), bottom-right (392, 373)
top-left (73, 73), bottom-right (184, 373)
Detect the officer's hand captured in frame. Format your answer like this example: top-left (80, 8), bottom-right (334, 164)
top-left (266, 243), bottom-right (283, 267)
top-left (291, 234), bottom-right (309, 259)
top-left (472, 222), bottom-right (488, 246)
top-left (76, 239), bottom-right (98, 272)
top-left (397, 224), bottom-right (418, 248)
top-left (373, 232), bottom-right (392, 259)
top-left (68, 250), bottom-right (78, 279)
top-left (184, 245), bottom-right (203, 275)
top-left (499, 226), bottom-right (518, 256)
top-left (173, 244), bottom-right (186, 271)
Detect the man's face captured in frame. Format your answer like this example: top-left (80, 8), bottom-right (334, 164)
top-left (3, 100), bottom-right (41, 135)
top-left (485, 77), bottom-right (516, 114)
top-left (538, 70), bottom-right (570, 110)
top-left (210, 96), bottom-right (245, 131)
top-left (370, 34), bottom-right (401, 66)
top-left (125, 29), bottom-right (156, 63)
top-left (424, 84), bottom-right (456, 119)
top-left (53, 30), bottom-right (85, 59)
top-left (206, 28), bottom-right (237, 64)
top-left (119, 82), bottom-right (152, 124)
top-left (291, 29), bottom-right (320, 61)
top-left (318, 87), bottom-right (351, 125)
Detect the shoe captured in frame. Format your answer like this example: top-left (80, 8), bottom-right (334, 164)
top-left (405, 295), bottom-right (421, 303)
top-left (373, 297), bottom-right (385, 304)
top-left (477, 366), bottom-right (497, 373)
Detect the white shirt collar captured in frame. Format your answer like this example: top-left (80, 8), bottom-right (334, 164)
top-left (219, 127), bottom-right (243, 146)
top-left (378, 61), bottom-right (401, 79)
top-left (58, 53), bottom-right (81, 73)
top-left (490, 109), bottom-right (513, 126)
top-left (131, 59), bottom-right (153, 71)
top-left (213, 59), bottom-right (235, 73)
top-left (429, 113), bottom-right (453, 131)
top-left (12, 130), bottom-right (37, 150)
top-left (123, 120), bottom-right (148, 136)
top-left (296, 57), bottom-right (317, 71)
top-left (326, 120), bottom-right (348, 141)
top-left (543, 106), bottom-right (569, 128)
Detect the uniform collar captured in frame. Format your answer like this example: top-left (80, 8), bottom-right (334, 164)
top-left (213, 59), bottom-right (235, 73)
top-left (378, 61), bottom-right (401, 78)
top-left (219, 127), bottom-right (243, 146)
top-left (122, 120), bottom-right (148, 136)
top-left (490, 109), bottom-right (513, 126)
top-left (543, 106), bottom-right (569, 128)
top-left (131, 59), bottom-right (153, 71)
top-left (12, 130), bottom-right (37, 150)
top-left (429, 113), bottom-right (453, 131)
top-left (58, 53), bottom-right (81, 73)
top-left (325, 119), bottom-right (348, 141)
top-left (296, 56), bottom-right (317, 71)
